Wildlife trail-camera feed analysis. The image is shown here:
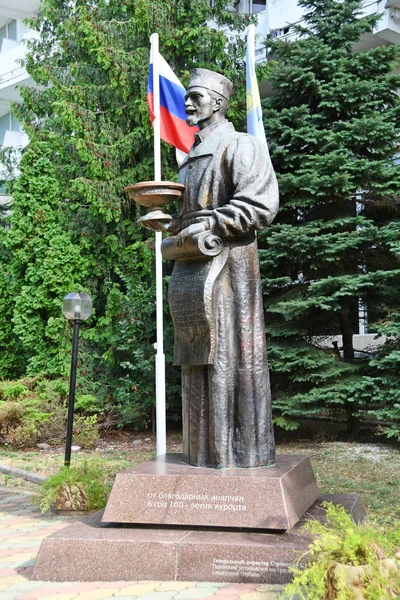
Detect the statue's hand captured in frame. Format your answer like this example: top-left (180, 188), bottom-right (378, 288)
top-left (176, 221), bottom-right (209, 247)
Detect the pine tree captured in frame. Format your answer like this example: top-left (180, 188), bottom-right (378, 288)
top-left (2, 0), bottom-right (253, 425)
top-left (261, 0), bottom-right (400, 433)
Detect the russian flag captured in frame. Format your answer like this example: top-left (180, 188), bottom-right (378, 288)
top-left (148, 39), bottom-right (198, 155)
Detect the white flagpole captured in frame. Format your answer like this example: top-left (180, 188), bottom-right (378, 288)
top-left (151, 33), bottom-right (167, 456)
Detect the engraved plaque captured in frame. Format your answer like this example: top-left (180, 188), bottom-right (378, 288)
top-left (169, 260), bottom-right (213, 365)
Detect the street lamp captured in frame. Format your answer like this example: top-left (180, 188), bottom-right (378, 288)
top-left (62, 293), bottom-right (93, 467)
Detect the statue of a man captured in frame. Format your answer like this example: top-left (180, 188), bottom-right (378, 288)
top-left (162, 68), bottom-right (279, 469)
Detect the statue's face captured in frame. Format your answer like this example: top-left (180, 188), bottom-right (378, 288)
top-left (184, 86), bottom-right (221, 127)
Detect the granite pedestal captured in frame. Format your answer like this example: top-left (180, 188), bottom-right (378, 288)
top-left (102, 453), bottom-right (319, 530)
top-left (32, 454), bottom-right (366, 584)
top-left (31, 494), bottom-right (366, 583)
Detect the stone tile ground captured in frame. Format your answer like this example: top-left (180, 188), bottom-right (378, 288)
top-left (0, 487), bottom-right (286, 600)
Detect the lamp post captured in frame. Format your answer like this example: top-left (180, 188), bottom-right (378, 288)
top-left (62, 293), bottom-right (93, 467)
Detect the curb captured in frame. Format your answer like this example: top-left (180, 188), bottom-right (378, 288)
top-left (0, 464), bottom-right (47, 485)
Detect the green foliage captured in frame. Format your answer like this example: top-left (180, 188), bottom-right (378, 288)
top-left (0, 377), bottom-right (70, 447)
top-left (283, 502), bottom-right (400, 600)
top-left (261, 0), bottom-right (400, 433)
top-left (6, 142), bottom-right (89, 377)
top-left (0, 382), bottom-right (29, 400)
top-left (72, 415), bottom-right (100, 448)
top-left (0, 187), bottom-right (24, 379)
top-left (0, 0), bottom-right (254, 428)
top-left (367, 311), bottom-right (400, 440)
top-left (35, 459), bottom-right (114, 513)
top-left (74, 394), bottom-right (98, 413)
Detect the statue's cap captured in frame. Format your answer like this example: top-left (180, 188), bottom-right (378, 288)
top-left (187, 68), bottom-right (233, 101)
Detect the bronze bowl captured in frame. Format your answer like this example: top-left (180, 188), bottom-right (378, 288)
top-left (125, 181), bottom-right (185, 229)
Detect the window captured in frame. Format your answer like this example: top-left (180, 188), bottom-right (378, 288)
top-left (0, 112), bottom-right (21, 146)
top-left (272, 26), bottom-right (290, 38)
top-left (252, 0), bottom-right (266, 13)
top-left (0, 19), bottom-right (17, 43)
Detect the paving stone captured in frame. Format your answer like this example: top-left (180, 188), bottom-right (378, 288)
top-left (195, 584), bottom-right (228, 589)
top-left (73, 589), bottom-right (121, 599)
top-left (0, 548), bottom-right (35, 558)
top-left (0, 550), bottom-right (36, 569)
top-left (105, 597), bottom-right (138, 600)
top-left (254, 586), bottom-right (286, 592)
top-left (89, 588), bottom-right (122, 597)
top-left (74, 589), bottom-right (124, 600)
top-left (203, 596), bottom-right (240, 600)
top-left (0, 592), bottom-right (22, 600)
top-left (174, 588), bottom-right (220, 599)
top-left (1, 541), bottom-right (41, 549)
top-left (5, 581), bottom-right (58, 593)
top-left (42, 594), bottom-right (79, 600)
top-left (0, 566), bottom-right (18, 575)
top-left (252, 594), bottom-right (282, 600)
top-left (0, 574), bottom-right (26, 585)
top-left (138, 591), bottom-right (177, 600)
top-left (195, 581), bottom-right (221, 589)
top-left (55, 583), bottom-right (103, 594)
top-left (114, 584), bottom-right (159, 596)
top-left (155, 583), bottom-right (194, 592)
top-left (237, 593), bottom-right (272, 600)
top-left (97, 582), bottom-right (133, 589)
top-left (18, 586), bottom-right (67, 600)
top-left (215, 586), bottom-right (257, 596)
top-left (0, 495), bottom-right (29, 505)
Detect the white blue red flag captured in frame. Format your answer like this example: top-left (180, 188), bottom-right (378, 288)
top-left (246, 25), bottom-right (268, 148)
top-left (147, 39), bottom-right (197, 155)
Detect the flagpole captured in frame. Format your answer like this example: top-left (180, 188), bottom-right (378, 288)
top-left (151, 32), bottom-right (167, 457)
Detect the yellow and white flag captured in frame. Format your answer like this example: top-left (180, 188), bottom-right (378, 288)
top-left (246, 24), bottom-right (268, 149)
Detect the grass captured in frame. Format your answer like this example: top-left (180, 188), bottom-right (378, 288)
top-left (0, 436), bottom-right (399, 521)
top-left (0, 443), bottom-right (155, 493)
top-left (277, 441), bottom-right (400, 521)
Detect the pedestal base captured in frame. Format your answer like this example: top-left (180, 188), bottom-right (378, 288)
top-left (31, 494), bottom-right (366, 584)
top-left (102, 453), bottom-right (319, 530)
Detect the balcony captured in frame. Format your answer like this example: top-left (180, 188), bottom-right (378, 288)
top-left (0, 0), bottom-right (39, 21)
top-left (265, 0), bottom-right (400, 48)
top-left (1, 128), bottom-right (28, 148)
top-left (254, 10), bottom-right (268, 61)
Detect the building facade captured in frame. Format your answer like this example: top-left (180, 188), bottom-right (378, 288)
top-left (0, 0), bottom-right (38, 203)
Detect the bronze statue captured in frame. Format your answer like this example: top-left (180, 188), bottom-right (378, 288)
top-left (153, 68), bottom-right (278, 469)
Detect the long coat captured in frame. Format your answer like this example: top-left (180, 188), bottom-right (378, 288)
top-left (174, 119), bottom-right (279, 468)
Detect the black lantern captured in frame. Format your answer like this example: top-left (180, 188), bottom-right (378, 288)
top-left (62, 293), bottom-right (93, 466)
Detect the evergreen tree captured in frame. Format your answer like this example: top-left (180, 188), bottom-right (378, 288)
top-left (6, 142), bottom-right (88, 376)
top-left (0, 178), bottom-right (24, 378)
top-left (2, 0), bottom-right (254, 426)
top-left (261, 0), bottom-right (400, 433)
top-left (368, 310), bottom-right (400, 440)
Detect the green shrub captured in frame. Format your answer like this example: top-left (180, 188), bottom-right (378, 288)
top-left (0, 401), bottom-right (25, 431)
top-left (5, 422), bottom-right (39, 447)
top-left (73, 415), bottom-right (99, 449)
top-left (0, 382), bottom-right (28, 401)
top-left (74, 394), bottom-right (98, 413)
top-left (0, 377), bottom-right (101, 447)
top-left (34, 459), bottom-right (114, 514)
top-left (283, 502), bottom-right (400, 600)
